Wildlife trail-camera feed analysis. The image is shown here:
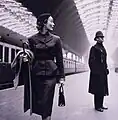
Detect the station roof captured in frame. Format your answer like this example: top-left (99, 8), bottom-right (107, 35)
top-left (0, 0), bottom-right (38, 38)
top-left (74, 0), bottom-right (118, 44)
top-left (0, 0), bottom-right (118, 47)
top-left (0, 0), bottom-right (64, 38)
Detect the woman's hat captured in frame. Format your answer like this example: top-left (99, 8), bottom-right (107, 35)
top-left (94, 31), bottom-right (104, 40)
top-left (37, 13), bottom-right (51, 25)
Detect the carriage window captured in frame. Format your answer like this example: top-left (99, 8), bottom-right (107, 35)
top-left (0, 45), bottom-right (3, 62)
top-left (16, 49), bottom-right (20, 54)
top-left (11, 48), bottom-right (15, 62)
top-left (4, 47), bottom-right (9, 62)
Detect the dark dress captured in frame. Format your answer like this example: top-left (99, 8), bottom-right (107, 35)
top-left (88, 42), bottom-right (109, 96)
top-left (23, 32), bottom-right (65, 118)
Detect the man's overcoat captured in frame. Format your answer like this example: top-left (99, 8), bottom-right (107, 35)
top-left (88, 43), bottom-right (109, 96)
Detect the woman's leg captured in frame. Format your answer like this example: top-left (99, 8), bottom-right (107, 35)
top-left (32, 76), bottom-right (56, 118)
top-left (41, 77), bottom-right (56, 120)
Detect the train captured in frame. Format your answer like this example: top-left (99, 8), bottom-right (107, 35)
top-left (0, 26), bottom-right (88, 90)
top-left (0, 40), bottom-right (88, 90)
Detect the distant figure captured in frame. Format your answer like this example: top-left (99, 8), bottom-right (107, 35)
top-left (12, 13), bottom-right (65, 120)
top-left (88, 31), bottom-right (109, 112)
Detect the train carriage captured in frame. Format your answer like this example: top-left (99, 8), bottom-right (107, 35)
top-left (0, 27), bottom-right (88, 90)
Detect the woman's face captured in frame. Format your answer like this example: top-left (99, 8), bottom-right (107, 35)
top-left (45, 16), bottom-right (55, 31)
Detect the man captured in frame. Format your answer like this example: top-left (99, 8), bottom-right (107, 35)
top-left (88, 31), bottom-right (109, 112)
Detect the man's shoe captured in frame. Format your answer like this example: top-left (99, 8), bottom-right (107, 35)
top-left (42, 116), bottom-right (51, 120)
top-left (101, 106), bottom-right (108, 110)
top-left (95, 108), bottom-right (104, 112)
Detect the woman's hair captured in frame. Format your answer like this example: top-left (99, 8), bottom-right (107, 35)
top-left (36, 13), bottom-right (51, 31)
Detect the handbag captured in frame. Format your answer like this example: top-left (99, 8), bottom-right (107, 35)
top-left (58, 83), bottom-right (65, 107)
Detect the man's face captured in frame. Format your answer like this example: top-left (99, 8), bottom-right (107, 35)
top-left (96, 37), bottom-right (104, 43)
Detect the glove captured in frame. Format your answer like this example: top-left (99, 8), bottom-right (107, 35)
top-left (22, 54), bottom-right (29, 62)
top-left (58, 78), bottom-right (65, 86)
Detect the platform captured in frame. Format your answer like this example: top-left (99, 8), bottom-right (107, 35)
top-left (0, 70), bottom-right (118, 120)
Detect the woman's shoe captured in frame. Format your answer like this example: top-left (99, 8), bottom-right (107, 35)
top-left (95, 108), bottom-right (104, 112)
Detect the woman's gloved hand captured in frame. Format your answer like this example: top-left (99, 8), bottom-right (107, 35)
top-left (58, 78), bottom-right (65, 86)
top-left (20, 54), bottom-right (29, 62)
top-left (23, 54), bottom-right (29, 62)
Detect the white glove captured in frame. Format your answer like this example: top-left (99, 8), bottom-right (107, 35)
top-left (58, 78), bottom-right (65, 86)
top-left (22, 54), bottom-right (29, 62)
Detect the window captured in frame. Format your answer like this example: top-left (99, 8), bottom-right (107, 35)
top-left (16, 49), bottom-right (20, 54)
top-left (4, 47), bottom-right (9, 62)
top-left (11, 48), bottom-right (15, 62)
top-left (0, 45), bottom-right (3, 62)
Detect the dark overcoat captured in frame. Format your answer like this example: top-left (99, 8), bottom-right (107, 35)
top-left (88, 43), bottom-right (109, 96)
top-left (21, 32), bottom-right (65, 118)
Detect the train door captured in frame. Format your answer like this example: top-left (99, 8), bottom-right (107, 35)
top-left (0, 41), bottom-right (21, 90)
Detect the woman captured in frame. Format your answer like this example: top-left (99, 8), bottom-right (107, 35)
top-left (20, 13), bottom-right (65, 120)
top-left (88, 31), bottom-right (109, 112)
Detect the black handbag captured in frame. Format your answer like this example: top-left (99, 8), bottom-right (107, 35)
top-left (58, 83), bottom-right (65, 107)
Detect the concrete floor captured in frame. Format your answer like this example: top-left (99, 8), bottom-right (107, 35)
top-left (0, 70), bottom-right (118, 120)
